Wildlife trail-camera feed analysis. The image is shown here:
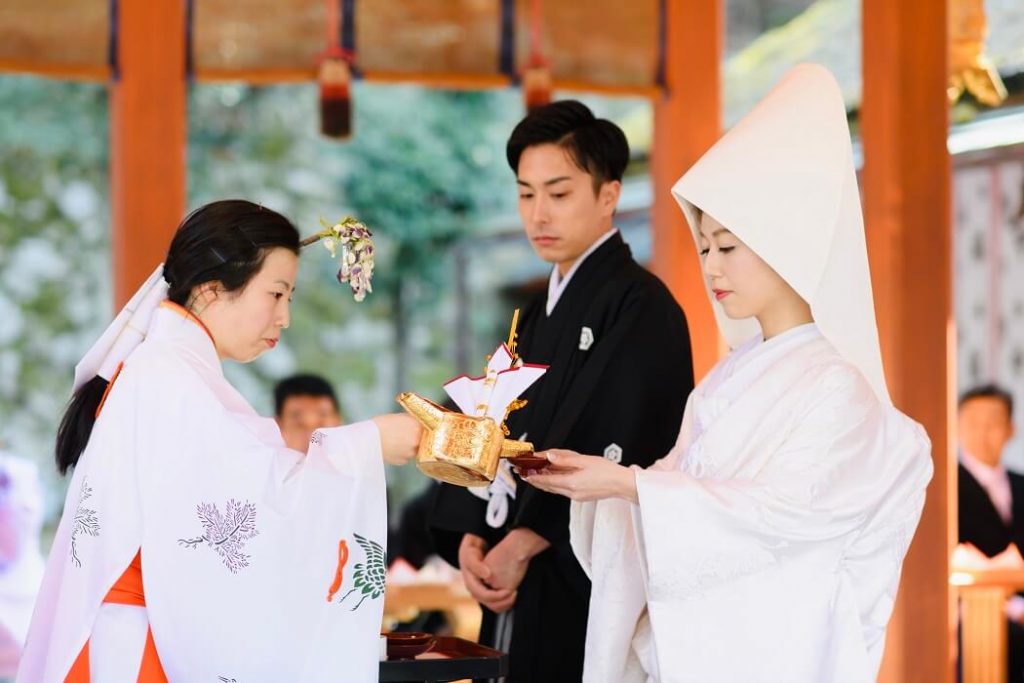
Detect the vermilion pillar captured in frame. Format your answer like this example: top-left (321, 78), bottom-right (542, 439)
top-left (110, 0), bottom-right (187, 306)
top-left (862, 0), bottom-right (953, 680)
top-left (650, 0), bottom-right (722, 381)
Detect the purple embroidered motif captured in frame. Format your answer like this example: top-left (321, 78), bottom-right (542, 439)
top-left (70, 478), bottom-right (99, 568)
top-left (178, 499), bottom-right (259, 574)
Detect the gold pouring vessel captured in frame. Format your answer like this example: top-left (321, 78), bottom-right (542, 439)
top-left (396, 392), bottom-right (535, 486)
top-left (396, 310), bottom-right (543, 487)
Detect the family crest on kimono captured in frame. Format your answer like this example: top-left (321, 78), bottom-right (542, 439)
top-left (18, 200), bottom-right (422, 682)
top-left (527, 64), bottom-right (934, 683)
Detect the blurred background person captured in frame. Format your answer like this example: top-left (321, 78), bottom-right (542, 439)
top-left (957, 383), bottom-right (1024, 683)
top-left (273, 373), bottom-right (344, 452)
top-left (0, 445), bottom-right (45, 678)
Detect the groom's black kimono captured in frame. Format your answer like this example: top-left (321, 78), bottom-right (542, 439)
top-left (430, 232), bottom-right (695, 681)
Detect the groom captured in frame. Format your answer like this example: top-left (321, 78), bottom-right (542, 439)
top-left (429, 100), bottom-right (695, 681)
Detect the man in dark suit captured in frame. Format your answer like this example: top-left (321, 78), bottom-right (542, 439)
top-left (958, 383), bottom-right (1023, 682)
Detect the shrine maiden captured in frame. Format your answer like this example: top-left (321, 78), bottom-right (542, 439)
top-left (19, 200), bottom-right (420, 682)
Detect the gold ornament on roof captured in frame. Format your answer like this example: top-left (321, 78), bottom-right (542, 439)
top-left (948, 0), bottom-right (1007, 107)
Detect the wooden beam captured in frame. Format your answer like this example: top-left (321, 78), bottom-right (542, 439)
top-left (110, 0), bottom-right (187, 307)
top-left (2, 61), bottom-right (666, 98)
top-left (650, 0), bottom-right (722, 381)
top-left (199, 70), bottom-right (664, 97)
top-left (862, 0), bottom-right (953, 681)
top-left (0, 60), bottom-right (108, 81)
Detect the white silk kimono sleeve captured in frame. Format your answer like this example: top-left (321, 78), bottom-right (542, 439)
top-left (19, 319), bottom-right (390, 683)
top-left (135, 371), bottom-right (387, 681)
top-left (570, 398), bottom-right (694, 683)
top-left (634, 371), bottom-right (930, 682)
top-left (574, 368), bottom-right (931, 683)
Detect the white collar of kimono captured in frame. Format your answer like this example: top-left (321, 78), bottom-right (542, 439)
top-left (671, 63), bottom-right (890, 405)
top-left (728, 322), bottom-right (820, 379)
top-left (546, 228), bottom-right (618, 316)
top-left (73, 264), bottom-right (169, 392)
top-left (699, 322), bottom-right (821, 407)
top-left (147, 302), bottom-right (222, 375)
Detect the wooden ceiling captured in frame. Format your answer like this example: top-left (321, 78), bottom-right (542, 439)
top-left (0, 0), bottom-right (662, 93)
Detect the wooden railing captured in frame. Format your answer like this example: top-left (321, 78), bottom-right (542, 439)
top-left (952, 567), bottom-right (1024, 682)
top-left (383, 580), bottom-right (482, 641)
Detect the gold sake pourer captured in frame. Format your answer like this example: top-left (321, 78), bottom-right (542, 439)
top-left (396, 392), bottom-right (535, 487)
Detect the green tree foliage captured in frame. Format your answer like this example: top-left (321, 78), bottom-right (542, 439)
top-left (0, 76), bottom-right (111, 512)
top-left (187, 82), bottom-right (519, 502)
top-left (340, 87), bottom-right (517, 393)
top-left (0, 76), bottom-right (523, 513)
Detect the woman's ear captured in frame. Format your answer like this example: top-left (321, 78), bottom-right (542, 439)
top-left (192, 281), bottom-right (221, 309)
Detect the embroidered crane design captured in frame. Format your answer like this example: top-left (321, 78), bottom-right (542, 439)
top-left (70, 478), bottom-right (99, 568)
top-left (336, 533), bottom-right (385, 611)
top-left (178, 499), bottom-right (259, 574)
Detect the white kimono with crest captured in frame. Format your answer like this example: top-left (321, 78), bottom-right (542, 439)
top-left (18, 306), bottom-right (388, 682)
top-left (571, 325), bottom-right (933, 683)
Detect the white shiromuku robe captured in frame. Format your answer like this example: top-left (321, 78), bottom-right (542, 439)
top-left (18, 305), bottom-right (388, 682)
top-left (571, 325), bottom-right (933, 683)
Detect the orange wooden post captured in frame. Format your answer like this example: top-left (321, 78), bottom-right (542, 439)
top-left (650, 0), bottom-right (722, 381)
top-left (862, 0), bottom-right (953, 681)
top-left (110, 1), bottom-right (188, 306)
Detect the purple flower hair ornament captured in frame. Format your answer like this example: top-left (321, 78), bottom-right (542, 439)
top-left (300, 217), bottom-right (375, 302)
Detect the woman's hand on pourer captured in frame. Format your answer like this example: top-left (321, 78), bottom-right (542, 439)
top-left (372, 413), bottom-right (423, 466)
top-left (459, 534), bottom-right (517, 613)
top-left (523, 449), bottom-right (639, 504)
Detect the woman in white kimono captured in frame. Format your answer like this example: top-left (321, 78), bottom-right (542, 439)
top-left (18, 200), bottom-right (421, 682)
top-left (525, 64), bottom-right (934, 682)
